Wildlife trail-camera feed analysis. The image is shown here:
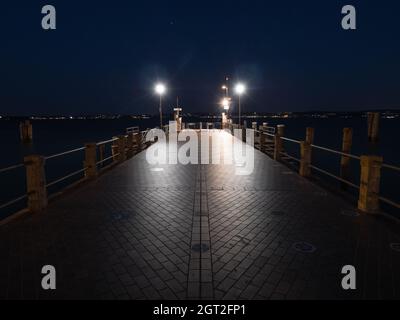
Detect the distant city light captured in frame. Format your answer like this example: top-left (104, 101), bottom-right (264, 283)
top-left (235, 83), bottom-right (246, 95)
top-left (155, 83), bottom-right (166, 95)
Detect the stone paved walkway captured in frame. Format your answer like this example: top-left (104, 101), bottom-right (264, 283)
top-left (1, 130), bottom-right (400, 299)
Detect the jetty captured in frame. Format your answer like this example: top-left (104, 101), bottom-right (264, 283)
top-left (0, 120), bottom-right (400, 299)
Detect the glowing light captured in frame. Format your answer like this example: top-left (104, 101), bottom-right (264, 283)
top-left (222, 98), bottom-right (230, 110)
top-left (155, 83), bottom-right (166, 95)
top-left (235, 83), bottom-right (246, 95)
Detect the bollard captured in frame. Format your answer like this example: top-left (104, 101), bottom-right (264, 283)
top-left (274, 125), bottom-right (285, 161)
top-left (126, 133), bottom-right (134, 158)
top-left (367, 112), bottom-right (380, 142)
top-left (83, 143), bottom-right (97, 179)
top-left (340, 128), bottom-right (353, 189)
top-left (299, 141), bottom-right (311, 177)
top-left (24, 155), bottom-right (47, 213)
top-left (358, 155), bottom-right (383, 213)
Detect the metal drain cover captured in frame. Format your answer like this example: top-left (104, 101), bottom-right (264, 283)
top-left (390, 243), bottom-right (400, 252)
top-left (292, 241), bottom-right (316, 253)
top-left (111, 211), bottom-right (129, 221)
top-left (341, 209), bottom-right (360, 217)
top-left (191, 243), bottom-right (210, 253)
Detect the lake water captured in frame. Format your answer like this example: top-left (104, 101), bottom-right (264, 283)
top-left (0, 116), bottom-right (399, 219)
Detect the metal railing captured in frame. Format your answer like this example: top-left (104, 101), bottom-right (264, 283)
top-left (259, 127), bottom-right (400, 211)
top-left (0, 127), bottom-right (149, 217)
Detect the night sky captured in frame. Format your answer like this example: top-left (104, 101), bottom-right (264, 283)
top-left (1, 0), bottom-right (400, 115)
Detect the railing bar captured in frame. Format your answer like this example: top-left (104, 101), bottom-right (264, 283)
top-left (45, 147), bottom-right (85, 160)
top-left (281, 137), bottom-right (301, 144)
top-left (280, 152), bottom-right (301, 162)
top-left (379, 196), bottom-right (400, 209)
top-left (382, 163), bottom-right (400, 172)
top-left (309, 165), bottom-right (360, 189)
top-left (96, 138), bottom-right (118, 146)
top-left (96, 154), bottom-right (117, 165)
top-left (46, 168), bottom-right (87, 188)
top-left (0, 194), bottom-right (27, 210)
top-left (0, 163), bottom-right (24, 174)
top-left (310, 144), bottom-right (360, 160)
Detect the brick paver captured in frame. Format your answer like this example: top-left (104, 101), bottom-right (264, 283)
top-left (0, 130), bottom-right (400, 299)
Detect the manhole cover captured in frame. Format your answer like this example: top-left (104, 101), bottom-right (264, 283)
top-left (341, 209), bottom-right (360, 217)
top-left (292, 242), bottom-right (316, 253)
top-left (110, 211), bottom-right (130, 221)
top-left (390, 243), bottom-right (400, 252)
top-left (150, 168), bottom-right (164, 172)
top-left (191, 243), bottom-right (210, 253)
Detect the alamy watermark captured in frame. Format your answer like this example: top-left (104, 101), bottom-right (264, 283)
top-left (145, 122), bottom-right (255, 175)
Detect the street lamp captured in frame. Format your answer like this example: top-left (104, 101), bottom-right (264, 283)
top-left (155, 83), bottom-right (166, 128)
top-left (234, 83), bottom-right (246, 127)
top-left (222, 98), bottom-right (230, 110)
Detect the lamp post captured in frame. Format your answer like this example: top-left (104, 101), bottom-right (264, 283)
top-left (155, 83), bottom-right (166, 128)
top-left (234, 83), bottom-right (246, 127)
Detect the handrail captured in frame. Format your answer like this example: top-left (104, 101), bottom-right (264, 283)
top-left (0, 194), bottom-right (27, 210)
top-left (281, 136), bottom-right (301, 144)
top-left (310, 144), bottom-right (361, 160)
top-left (46, 168), bottom-right (87, 188)
top-left (45, 146), bottom-right (85, 160)
top-left (309, 164), bottom-right (360, 189)
top-left (382, 163), bottom-right (400, 172)
top-left (96, 137), bottom-right (118, 146)
top-left (379, 196), bottom-right (400, 209)
top-left (0, 163), bottom-right (24, 174)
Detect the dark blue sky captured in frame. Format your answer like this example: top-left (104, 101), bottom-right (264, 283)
top-left (1, 0), bottom-right (400, 115)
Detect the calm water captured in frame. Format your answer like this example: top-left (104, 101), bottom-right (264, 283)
top-left (0, 116), bottom-right (399, 219)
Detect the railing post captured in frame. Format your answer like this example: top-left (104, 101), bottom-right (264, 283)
top-left (274, 125), bottom-right (285, 161)
top-left (358, 155), bottom-right (383, 213)
top-left (24, 155), bottom-right (47, 213)
top-left (83, 143), bottom-right (97, 179)
top-left (116, 135), bottom-right (127, 162)
top-left (306, 127), bottom-right (314, 145)
top-left (126, 132), bottom-right (134, 158)
top-left (367, 112), bottom-right (380, 142)
top-left (19, 120), bottom-right (33, 143)
top-left (98, 144), bottom-right (105, 167)
top-left (340, 128), bottom-right (353, 189)
top-left (299, 141), bottom-right (311, 177)
top-left (252, 122), bottom-right (257, 130)
top-left (260, 132), bottom-right (266, 152)
top-left (134, 132), bottom-right (143, 151)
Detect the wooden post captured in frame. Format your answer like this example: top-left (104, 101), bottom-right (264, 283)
top-left (134, 132), bottom-right (142, 151)
top-left (126, 133), bottom-right (134, 158)
top-left (299, 141), bottom-right (311, 177)
top-left (83, 143), bottom-right (97, 179)
top-left (340, 128), bottom-right (353, 189)
top-left (116, 135), bottom-right (127, 162)
top-left (98, 144), bottom-right (105, 167)
top-left (24, 155), bottom-right (47, 213)
top-left (274, 125), bottom-right (285, 161)
top-left (367, 112), bottom-right (380, 142)
top-left (252, 122), bottom-right (257, 130)
top-left (305, 127), bottom-right (314, 145)
top-left (260, 132), bottom-right (266, 152)
top-left (19, 120), bottom-right (33, 143)
top-left (358, 155), bottom-right (383, 213)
